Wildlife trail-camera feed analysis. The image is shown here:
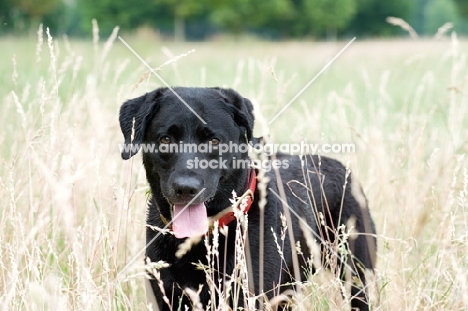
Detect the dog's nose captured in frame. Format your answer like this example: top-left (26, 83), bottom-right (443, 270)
top-left (172, 177), bottom-right (202, 201)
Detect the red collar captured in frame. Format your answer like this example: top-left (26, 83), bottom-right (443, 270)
top-left (216, 168), bottom-right (257, 228)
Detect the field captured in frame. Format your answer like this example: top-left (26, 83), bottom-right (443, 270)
top-left (0, 27), bottom-right (467, 310)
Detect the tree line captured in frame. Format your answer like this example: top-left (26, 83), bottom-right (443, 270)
top-left (1, 0), bottom-right (467, 40)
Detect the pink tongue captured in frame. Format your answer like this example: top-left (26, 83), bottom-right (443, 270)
top-left (172, 203), bottom-right (208, 239)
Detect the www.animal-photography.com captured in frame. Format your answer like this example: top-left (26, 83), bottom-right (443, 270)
top-left (1, 2), bottom-right (467, 310)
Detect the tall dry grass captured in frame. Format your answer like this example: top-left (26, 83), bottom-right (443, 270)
top-left (0, 22), bottom-right (467, 310)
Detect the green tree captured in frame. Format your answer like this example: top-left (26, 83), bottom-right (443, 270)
top-left (302, 0), bottom-right (357, 39)
top-left (210, 0), bottom-right (294, 35)
top-left (78, 0), bottom-right (154, 36)
top-left (0, 0), bottom-right (13, 33)
top-left (348, 0), bottom-right (415, 37)
top-left (453, 0), bottom-right (468, 33)
top-left (15, 0), bottom-right (61, 29)
top-left (0, 0), bottom-right (61, 33)
top-left (412, 0), bottom-right (429, 34)
top-left (156, 0), bottom-right (209, 41)
top-left (453, 0), bottom-right (468, 17)
top-left (42, 0), bottom-right (83, 36)
top-left (423, 0), bottom-right (459, 34)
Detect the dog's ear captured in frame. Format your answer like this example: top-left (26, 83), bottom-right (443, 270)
top-left (214, 88), bottom-right (255, 142)
top-left (119, 88), bottom-right (165, 160)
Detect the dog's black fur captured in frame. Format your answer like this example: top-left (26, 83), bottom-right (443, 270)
top-left (119, 87), bottom-right (376, 310)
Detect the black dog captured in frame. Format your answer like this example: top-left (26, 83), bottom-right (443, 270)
top-left (119, 87), bottom-right (376, 310)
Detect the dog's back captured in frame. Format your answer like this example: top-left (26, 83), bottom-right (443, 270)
top-left (248, 154), bottom-right (376, 309)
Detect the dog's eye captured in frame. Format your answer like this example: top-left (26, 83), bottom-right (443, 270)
top-left (160, 136), bottom-right (172, 144)
top-left (210, 138), bottom-right (220, 145)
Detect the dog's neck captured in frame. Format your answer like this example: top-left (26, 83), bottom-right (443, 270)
top-left (211, 168), bottom-right (256, 228)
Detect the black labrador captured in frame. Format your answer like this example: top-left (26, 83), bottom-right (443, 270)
top-left (119, 87), bottom-right (376, 310)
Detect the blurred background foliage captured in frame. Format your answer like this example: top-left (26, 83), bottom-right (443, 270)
top-left (0, 0), bottom-right (467, 39)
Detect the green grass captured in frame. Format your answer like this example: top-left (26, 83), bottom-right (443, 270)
top-left (0, 27), bottom-right (467, 310)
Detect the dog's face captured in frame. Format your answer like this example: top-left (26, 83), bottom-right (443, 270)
top-left (119, 87), bottom-right (254, 238)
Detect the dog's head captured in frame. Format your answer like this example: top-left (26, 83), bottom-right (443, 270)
top-left (119, 87), bottom-right (254, 238)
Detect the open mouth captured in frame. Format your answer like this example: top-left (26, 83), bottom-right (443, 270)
top-left (171, 201), bottom-right (210, 239)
